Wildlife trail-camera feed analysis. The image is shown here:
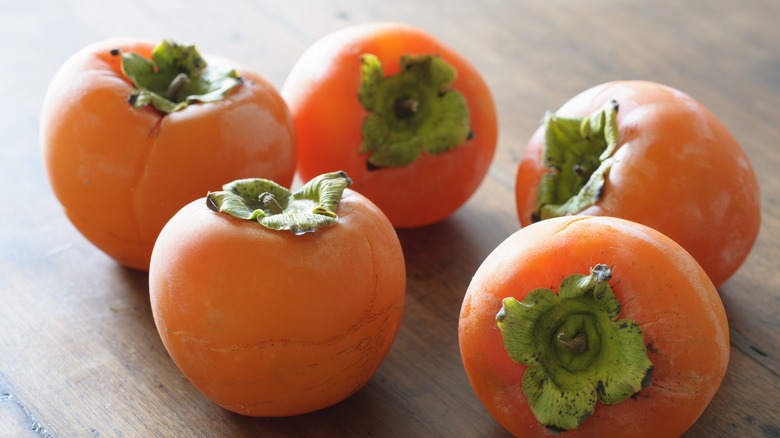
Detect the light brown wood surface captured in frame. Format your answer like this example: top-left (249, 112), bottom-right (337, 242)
top-left (2, 1), bottom-right (779, 436)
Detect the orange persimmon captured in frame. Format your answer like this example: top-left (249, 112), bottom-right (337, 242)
top-left (459, 216), bottom-right (729, 437)
top-left (514, 80), bottom-right (760, 287)
top-left (282, 22), bottom-right (498, 228)
top-left (40, 38), bottom-right (296, 270)
top-left (149, 172), bottom-right (406, 416)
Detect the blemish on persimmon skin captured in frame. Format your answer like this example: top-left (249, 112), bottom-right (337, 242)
top-left (641, 366), bottom-right (655, 389)
top-left (646, 342), bottom-right (659, 354)
top-left (552, 215), bottom-right (593, 236)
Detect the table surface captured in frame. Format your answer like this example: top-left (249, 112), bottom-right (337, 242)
top-left (2, 1), bottom-right (779, 437)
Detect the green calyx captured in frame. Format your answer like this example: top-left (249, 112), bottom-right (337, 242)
top-left (111, 40), bottom-right (243, 114)
top-left (532, 100), bottom-right (620, 222)
top-left (496, 264), bottom-right (653, 432)
top-left (206, 171), bottom-right (352, 235)
top-left (358, 53), bottom-right (472, 169)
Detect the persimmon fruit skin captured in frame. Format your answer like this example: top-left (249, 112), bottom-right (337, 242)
top-left (148, 190), bottom-right (406, 417)
top-left (40, 38), bottom-right (296, 270)
top-left (282, 22), bottom-right (498, 228)
top-left (458, 216), bottom-right (729, 437)
top-left (515, 80), bottom-right (760, 288)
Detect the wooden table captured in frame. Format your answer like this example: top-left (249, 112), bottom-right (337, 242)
top-left (2, 1), bottom-right (778, 436)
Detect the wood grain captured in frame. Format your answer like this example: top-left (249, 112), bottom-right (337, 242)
top-left (1, 0), bottom-right (778, 436)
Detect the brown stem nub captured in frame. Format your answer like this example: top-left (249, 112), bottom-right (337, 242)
top-left (259, 192), bottom-right (284, 215)
top-left (165, 73), bottom-right (190, 100)
top-left (395, 98), bottom-right (420, 118)
top-left (557, 332), bottom-right (588, 353)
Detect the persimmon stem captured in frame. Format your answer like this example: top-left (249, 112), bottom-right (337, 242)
top-left (259, 192), bottom-right (283, 215)
top-left (395, 98), bottom-right (420, 118)
top-left (165, 73), bottom-right (190, 100)
top-left (557, 332), bottom-right (587, 353)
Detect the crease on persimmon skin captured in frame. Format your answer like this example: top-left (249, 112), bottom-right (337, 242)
top-left (162, 300), bottom-right (377, 354)
top-left (191, 308), bottom-right (402, 391)
top-left (650, 368), bottom-right (710, 399)
top-left (62, 52), bottom-right (161, 249)
top-left (632, 316), bottom-right (666, 327)
top-left (552, 215), bottom-right (592, 235)
top-left (129, 114), bottom-right (166, 244)
top-left (100, 42), bottom-right (163, 241)
top-left (225, 337), bottom-right (379, 393)
top-left (196, 337), bottom-right (369, 385)
top-left (193, 309), bottom-right (400, 391)
top-left (129, 115), bottom-right (164, 245)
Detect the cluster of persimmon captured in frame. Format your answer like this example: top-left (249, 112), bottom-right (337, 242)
top-left (40, 22), bottom-right (496, 419)
top-left (40, 21), bottom-right (758, 437)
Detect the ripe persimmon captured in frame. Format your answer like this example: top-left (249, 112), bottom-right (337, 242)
top-left (40, 38), bottom-right (296, 270)
top-left (458, 216), bottom-right (729, 437)
top-left (514, 80), bottom-right (760, 287)
top-left (282, 22), bottom-right (498, 228)
top-left (149, 172), bottom-right (406, 416)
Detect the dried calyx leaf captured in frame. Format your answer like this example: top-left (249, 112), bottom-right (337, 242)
top-left (206, 171), bottom-right (353, 235)
top-left (533, 100), bottom-right (620, 222)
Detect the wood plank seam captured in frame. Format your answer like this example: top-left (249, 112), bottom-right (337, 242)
top-left (1, 392), bottom-right (53, 438)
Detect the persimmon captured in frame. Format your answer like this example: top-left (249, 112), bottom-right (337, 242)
top-left (149, 172), bottom-right (406, 416)
top-left (514, 80), bottom-right (760, 287)
top-left (281, 22), bottom-right (498, 228)
top-left (40, 38), bottom-right (296, 270)
top-left (458, 216), bottom-right (729, 437)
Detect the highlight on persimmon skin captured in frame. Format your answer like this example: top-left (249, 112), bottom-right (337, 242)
top-left (459, 216), bottom-right (729, 438)
top-left (282, 22), bottom-right (498, 228)
top-left (40, 38), bottom-right (296, 270)
top-left (514, 80), bottom-right (760, 288)
top-left (149, 172), bottom-right (406, 417)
